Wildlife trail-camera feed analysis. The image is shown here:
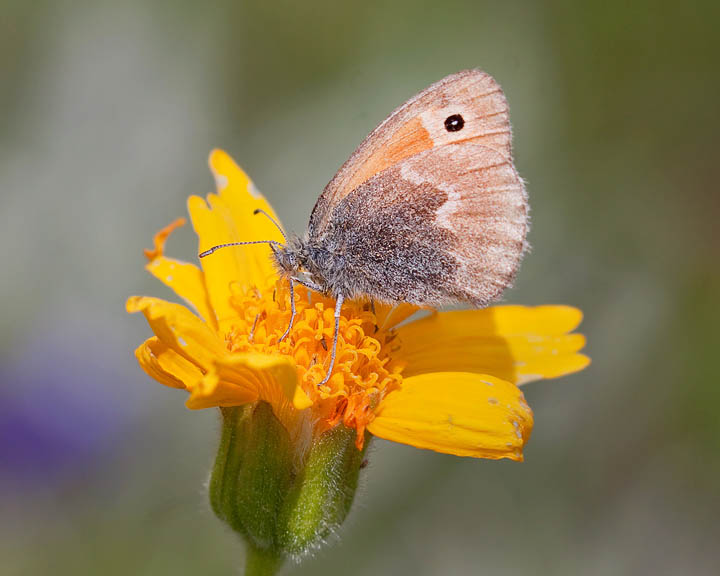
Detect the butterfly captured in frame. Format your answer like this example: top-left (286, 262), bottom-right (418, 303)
top-left (201, 70), bottom-right (529, 384)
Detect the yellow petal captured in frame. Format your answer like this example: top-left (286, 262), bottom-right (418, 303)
top-left (376, 302), bottom-right (421, 330)
top-left (516, 352), bottom-right (591, 385)
top-left (188, 150), bottom-right (285, 329)
top-left (395, 306), bottom-right (589, 385)
top-left (143, 217), bottom-right (186, 261)
top-left (145, 256), bottom-right (217, 330)
top-left (185, 369), bottom-right (259, 409)
top-left (368, 373), bottom-right (533, 460)
top-left (187, 353), bottom-right (312, 440)
top-left (140, 217), bottom-right (217, 329)
top-left (126, 296), bottom-right (227, 370)
top-left (211, 353), bottom-right (311, 411)
top-left (400, 306), bottom-right (583, 340)
top-left (134, 337), bottom-right (204, 390)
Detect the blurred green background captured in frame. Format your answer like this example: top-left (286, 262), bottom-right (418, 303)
top-left (1, 1), bottom-right (718, 574)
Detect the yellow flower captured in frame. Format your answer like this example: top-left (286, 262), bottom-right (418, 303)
top-left (127, 149), bottom-right (589, 461)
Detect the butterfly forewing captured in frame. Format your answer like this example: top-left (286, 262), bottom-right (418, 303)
top-left (309, 69), bottom-right (513, 236)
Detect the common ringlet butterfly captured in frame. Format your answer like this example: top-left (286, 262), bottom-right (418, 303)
top-left (201, 70), bottom-right (529, 383)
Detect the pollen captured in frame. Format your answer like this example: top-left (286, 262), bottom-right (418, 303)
top-left (224, 280), bottom-right (404, 448)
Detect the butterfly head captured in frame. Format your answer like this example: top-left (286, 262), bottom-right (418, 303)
top-left (272, 235), bottom-right (342, 296)
top-left (271, 236), bottom-right (303, 277)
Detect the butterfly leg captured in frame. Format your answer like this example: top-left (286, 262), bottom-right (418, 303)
top-left (291, 276), bottom-right (324, 293)
top-left (318, 294), bottom-right (344, 386)
top-left (249, 313), bottom-right (260, 342)
top-left (278, 278), bottom-right (296, 343)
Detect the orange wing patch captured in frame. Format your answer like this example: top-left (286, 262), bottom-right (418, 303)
top-left (343, 117), bottom-right (433, 196)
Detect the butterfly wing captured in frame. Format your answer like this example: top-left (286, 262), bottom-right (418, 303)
top-left (309, 69), bottom-right (513, 235)
top-left (310, 141), bottom-right (527, 307)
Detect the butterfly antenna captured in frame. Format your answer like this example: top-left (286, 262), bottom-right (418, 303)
top-left (253, 209), bottom-right (287, 242)
top-left (199, 239), bottom-right (283, 258)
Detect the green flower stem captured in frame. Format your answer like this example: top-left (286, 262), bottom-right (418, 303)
top-left (245, 545), bottom-right (284, 576)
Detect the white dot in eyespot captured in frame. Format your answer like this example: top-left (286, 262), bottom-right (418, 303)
top-left (248, 181), bottom-right (262, 199)
top-left (214, 174), bottom-right (229, 190)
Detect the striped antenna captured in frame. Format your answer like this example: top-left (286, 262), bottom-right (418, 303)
top-left (199, 239), bottom-right (283, 258)
top-left (253, 209), bottom-right (287, 241)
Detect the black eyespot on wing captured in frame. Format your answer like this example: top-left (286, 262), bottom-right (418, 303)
top-left (444, 114), bottom-right (464, 132)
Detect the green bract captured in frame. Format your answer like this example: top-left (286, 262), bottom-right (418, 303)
top-left (209, 403), bottom-right (368, 575)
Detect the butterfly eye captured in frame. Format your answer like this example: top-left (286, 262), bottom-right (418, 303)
top-left (444, 114), bottom-right (464, 132)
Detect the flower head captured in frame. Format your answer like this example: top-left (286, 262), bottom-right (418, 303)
top-left (128, 149), bottom-right (589, 461)
top-left (127, 150), bottom-right (589, 571)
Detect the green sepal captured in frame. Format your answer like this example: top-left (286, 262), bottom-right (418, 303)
top-left (209, 403), bottom-right (294, 548)
top-left (209, 402), bottom-right (369, 573)
top-left (277, 424), bottom-right (369, 555)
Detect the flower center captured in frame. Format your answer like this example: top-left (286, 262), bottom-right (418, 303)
top-left (225, 280), bottom-right (404, 446)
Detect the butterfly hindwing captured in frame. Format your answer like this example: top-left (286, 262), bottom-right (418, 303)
top-left (308, 142), bottom-right (527, 307)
